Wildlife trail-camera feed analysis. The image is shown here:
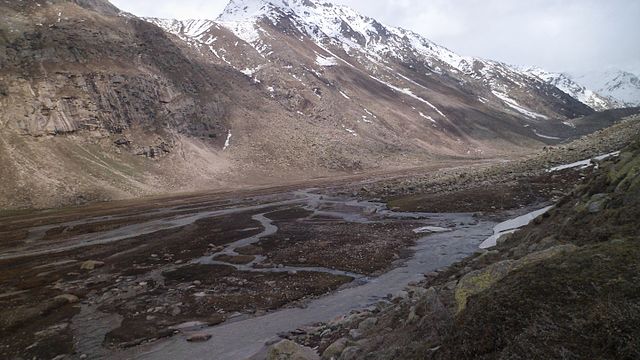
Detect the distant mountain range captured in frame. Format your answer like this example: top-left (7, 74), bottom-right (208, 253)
top-left (521, 67), bottom-right (616, 111)
top-left (1, 0), bottom-right (638, 209)
top-left (523, 67), bottom-right (640, 109)
top-left (572, 70), bottom-right (640, 107)
top-left (148, 0), bottom-right (639, 114)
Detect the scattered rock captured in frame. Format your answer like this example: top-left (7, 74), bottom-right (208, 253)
top-left (455, 260), bottom-right (514, 312)
top-left (515, 244), bottom-right (578, 270)
top-left (409, 286), bottom-right (429, 299)
top-left (267, 339), bottom-right (320, 360)
top-left (407, 306), bottom-right (419, 324)
top-left (357, 317), bottom-right (378, 332)
top-left (587, 193), bottom-right (609, 213)
top-left (339, 346), bottom-right (360, 360)
top-left (391, 290), bottom-right (409, 301)
top-left (496, 232), bottom-right (515, 247)
top-left (35, 323), bottom-right (69, 338)
top-left (80, 260), bottom-right (105, 270)
top-left (348, 329), bottom-right (362, 340)
top-left (186, 333), bottom-right (212, 342)
top-left (322, 337), bottom-right (348, 360)
top-left (455, 244), bottom-right (578, 313)
top-left (114, 138), bottom-right (130, 146)
top-left (444, 280), bottom-right (457, 291)
top-left (54, 294), bottom-right (79, 304)
top-left (206, 314), bottom-right (225, 326)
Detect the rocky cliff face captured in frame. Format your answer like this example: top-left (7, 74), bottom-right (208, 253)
top-left (1, 0), bottom-right (234, 139)
top-left (0, 0), bottom-right (254, 208)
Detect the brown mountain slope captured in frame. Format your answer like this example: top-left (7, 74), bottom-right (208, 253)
top-left (0, 0), bottom-right (617, 210)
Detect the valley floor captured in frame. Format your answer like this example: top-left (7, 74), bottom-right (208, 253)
top-left (0, 116), bottom-right (638, 359)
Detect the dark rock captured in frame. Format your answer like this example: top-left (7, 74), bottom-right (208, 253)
top-left (186, 333), bottom-right (212, 342)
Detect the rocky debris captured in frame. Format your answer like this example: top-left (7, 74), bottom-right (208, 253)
top-left (136, 141), bottom-right (172, 159)
top-left (186, 333), bottom-right (212, 342)
top-left (321, 337), bottom-right (349, 360)
top-left (206, 314), bottom-right (225, 326)
top-left (338, 346), bottom-right (360, 360)
top-left (356, 317), bottom-right (377, 332)
top-left (587, 193), bottom-right (609, 213)
top-left (347, 329), bottom-right (362, 340)
top-left (391, 290), bottom-right (409, 302)
top-left (354, 117), bottom-right (640, 213)
top-left (53, 294), bottom-right (80, 304)
top-left (294, 139), bottom-right (640, 360)
top-left (80, 260), bottom-right (105, 270)
top-left (114, 138), bottom-right (131, 146)
top-left (34, 323), bottom-right (69, 339)
top-left (454, 260), bottom-right (512, 312)
top-left (267, 339), bottom-right (320, 360)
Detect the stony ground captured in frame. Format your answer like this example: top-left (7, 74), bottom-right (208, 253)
top-left (0, 186), bottom-right (428, 359)
top-left (346, 115), bottom-right (640, 213)
top-left (279, 120), bottom-right (640, 360)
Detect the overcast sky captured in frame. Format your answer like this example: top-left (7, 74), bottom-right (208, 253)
top-left (109, 0), bottom-right (640, 74)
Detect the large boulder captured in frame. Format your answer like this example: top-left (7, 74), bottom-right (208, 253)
top-left (514, 244), bottom-right (578, 270)
top-left (455, 245), bottom-right (579, 312)
top-left (455, 260), bottom-right (515, 312)
top-left (322, 338), bottom-right (349, 360)
top-left (587, 193), bottom-right (609, 213)
top-left (267, 339), bottom-right (320, 360)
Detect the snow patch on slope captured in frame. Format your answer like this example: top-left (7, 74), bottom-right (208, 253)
top-left (315, 54), bottom-right (337, 67)
top-left (492, 91), bottom-right (548, 119)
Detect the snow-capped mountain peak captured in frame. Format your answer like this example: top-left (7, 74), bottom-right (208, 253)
top-left (522, 67), bottom-right (616, 111)
top-left (218, 0), bottom-right (639, 110)
top-left (572, 70), bottom-right (640, 107)
top-left (148, 0), bottom-right (603, 126)
top-left (218, 0), bottom-right (396, 47)
top-left (217, 0), bottom-right (503, 76)
top-left (218, 0), bottom-right (280, 21)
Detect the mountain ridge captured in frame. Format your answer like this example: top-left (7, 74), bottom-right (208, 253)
top-left (0, 0), bottom-right (635, 209)
top-left (522, 67), bottom-right (617, 111)
top-left (212, 0), bottom-right (635, 111)
top-left (573, 69), bottom-right (640, 107)
top-left (157, 0), bottom-right (608, 115)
